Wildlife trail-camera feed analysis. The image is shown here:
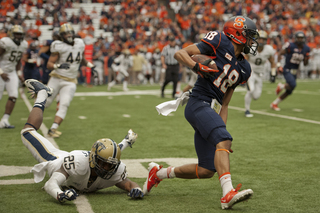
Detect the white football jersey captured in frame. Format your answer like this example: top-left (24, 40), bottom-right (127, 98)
top-left (247, 45), bottom-right (275, 74)
top-left (311, 48), bottom-right (320, 59)
top-left (0, 37), bottom-right (28, 73)
top-left (59, 150), bottom-right (127, 193)
top-left (50, 38), bottom-right (85, 79)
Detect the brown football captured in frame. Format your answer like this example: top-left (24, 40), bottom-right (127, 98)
top-left (191, 54), bottom-right (218, 70)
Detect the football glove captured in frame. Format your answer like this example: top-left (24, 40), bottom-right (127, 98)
top-left (91, 66), bottom-right (98, 78)
top-left (58, 63), bottom-right (70, 69)
top-left (125, 129), bottom-right (137, 148)
top-left (192, 59), bottom-right (218, 78)
top-left (128, 187), bottom-right (144, 199)
top-left (57, 189), bottom-right (78, 203)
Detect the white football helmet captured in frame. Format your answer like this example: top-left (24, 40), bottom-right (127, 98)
top-left (59, 23), bottom-right (75, 45)
top-left (258, 30), bottom-right (268, 46)
top-left (89, 138), bottom-right (121, 179)
top-left (8, 25), bottom-right (25, 46)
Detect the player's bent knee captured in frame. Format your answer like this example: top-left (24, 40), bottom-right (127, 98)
top-left (285, 89), bottom-right (294, 95)
top-left (198, 167), bottom-right (215, 178)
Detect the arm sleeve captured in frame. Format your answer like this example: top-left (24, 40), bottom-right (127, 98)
top-left (40, 53), bottom-right (50, 60)
top-left (44, 172), bottom-right (66, 200)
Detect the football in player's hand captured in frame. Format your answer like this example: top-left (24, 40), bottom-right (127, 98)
top-left (191, 54), bottom-right (218, 70)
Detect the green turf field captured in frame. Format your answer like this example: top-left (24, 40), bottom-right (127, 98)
top-left (1, 79), bottom-right (319, 213)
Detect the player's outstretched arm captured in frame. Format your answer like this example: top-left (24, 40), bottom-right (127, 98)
top-left (116, 178), bottom-right (144, 199)
top-left (118, 129), bottom-right (138, 151)
top-left (44, 165), bottom-right (78, 203)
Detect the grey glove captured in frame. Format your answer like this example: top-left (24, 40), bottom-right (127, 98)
top-left (58, 63), bottom-right (70, 69)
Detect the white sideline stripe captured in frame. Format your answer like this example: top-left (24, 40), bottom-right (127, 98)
top-left (20, 90), bottom-right (92, 213)
top-left (0, 179), bottom-right (34, 185)
top-left (73, 196), bottom-right (94, 213)
top-left (229, 106), bottom-right (320, 125)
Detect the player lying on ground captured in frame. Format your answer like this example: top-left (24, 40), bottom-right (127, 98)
top-left (21, 79), bottom-right (144, 203)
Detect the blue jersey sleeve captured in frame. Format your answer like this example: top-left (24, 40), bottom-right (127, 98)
top-left (196, 31), bottom-right (222, 56)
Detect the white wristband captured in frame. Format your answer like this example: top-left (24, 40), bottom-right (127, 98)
top-left (0, 68), bottom-right (3, 75)
top-left (276, 62), bottom-right (281, 68)
top-left (87, 62), bottom-right (94, 68)
top-left (17, 70), bottom-right (22, 76)
top-left (53, 64), bottom-right (60, 69)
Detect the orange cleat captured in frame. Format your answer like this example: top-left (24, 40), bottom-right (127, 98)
top-left (220, 184), bottom-right (253, 209)
top-left (142, 162), bottom-right (163, 195)
top-left (270, 103), bottom-right (280, 111)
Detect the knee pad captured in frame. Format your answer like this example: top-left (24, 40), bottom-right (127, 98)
top-left (8, 97), bottom-right (17, 103)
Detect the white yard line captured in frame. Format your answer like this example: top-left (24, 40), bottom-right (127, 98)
top-left (229, 106), bottom-right (320, 125)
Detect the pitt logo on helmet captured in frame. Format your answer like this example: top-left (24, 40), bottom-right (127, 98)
top-left (89, 138), bottom-right (121, 180)
top-left (8, 25), bottom-right (25, 46)
top-left (59, 23), bottom-right (75, 45)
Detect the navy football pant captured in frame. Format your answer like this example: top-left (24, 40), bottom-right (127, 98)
top-left (185, 96), bottom-right (233, 171)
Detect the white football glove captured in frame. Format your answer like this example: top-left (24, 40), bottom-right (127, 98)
top-left (125, 129), bottom-right (137, 148)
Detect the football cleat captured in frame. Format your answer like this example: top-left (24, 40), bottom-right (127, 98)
top-left (142, 162), bottom-right (163, 195)
top-left (24, 79), bottom-right (53, 97)
top-left (125, 129), bottom-right (137, 148)
top-left (48, 128), bottom-right (62, 138)
top-left (270, 103), bottom-right (280, 111)
top-left (220, 184), bottom-right (253, 209)
top-left (0, 120), bottom-right (15, 129)
top-left (244, 110), bottom-right (253, 118)
top-left (275, 83), bottom-right (284, 95)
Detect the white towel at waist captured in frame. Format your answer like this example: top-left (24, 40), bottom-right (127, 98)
top-left (155, 92), bottom-right (190, 116)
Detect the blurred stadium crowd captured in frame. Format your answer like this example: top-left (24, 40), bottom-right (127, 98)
top-left (1, 0), bottom-right (320, 86)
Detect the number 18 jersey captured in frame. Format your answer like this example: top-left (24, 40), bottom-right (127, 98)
top-left (50, 38), bottom-right (85, 79)
top-left (193, 31), bottom-right (252, 104)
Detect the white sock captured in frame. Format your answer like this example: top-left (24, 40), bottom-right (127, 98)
top-left (176, 82), bottom-right (181, 92)
top-left (51, 123), bottom-right (59, 130)
top-left (220, 173), bottom-right (233, 197)
top-left (1, 113), bottom-right (10, 121)
top-left (244, 91), bottom-right (252, 111)
top-left (279, 83), bottom-right (285, 90)
top-left (156, 167), bottom-right (176, 179)
top-left (273, 97), bottom-right (282, 105)
top-left (34, 90), bottom-right (48, 110)
top-left (123, 81), bottom-right (128, 90)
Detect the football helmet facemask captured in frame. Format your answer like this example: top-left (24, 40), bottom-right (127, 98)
top-left (294, 31), bottom-right (306, 46)
top-left (59, 23), bottom-right (75, 45)
top-left (258, 30), bottom-right (268, 47)
top-left (8, 25), bottom-right (25, 46)
top-left (223, 16), bottom-right (259, 55)
top-left (89, 138), bottom-right (121, 180)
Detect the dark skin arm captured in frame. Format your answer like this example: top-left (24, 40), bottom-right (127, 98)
top-left (219, 87), bottom-right (234, 124)
top-left (47, 52), bottom-right (59, 70)
top-left (115, 177), bottom-right (141, 192)
top-left (0, 47), bottom-right (9, 81)
top-left (174, 44), bottom-right (200, 68)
